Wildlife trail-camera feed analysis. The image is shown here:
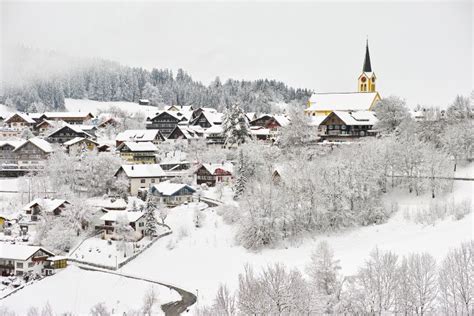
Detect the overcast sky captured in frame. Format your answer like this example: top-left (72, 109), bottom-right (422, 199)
top-left (2, 1), bottom-right (472, 108)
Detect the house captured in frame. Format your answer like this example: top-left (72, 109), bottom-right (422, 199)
top-left (249, 114), bottom-right (274, 128)
top-left (0, 127), bottom-right (21, 139)
top-left (0, 141), bottom-right (22, 166)
top-left (195, 162), bottom-right (234, 186)
top-left (39, 112), bottom-right (94, 125)
top-left (167, 125), bottom-right (204, 141)
top-left (166, 105), bottom-right (193, 113)
top-left (75, 125), bottom-right (98, 138)
top-left (319, 110), bottom-right (378, 141)
top-left (97, 211), bottom-right (146, 238)
top-left (46, 124), bottom-right (95, 144)
top-left (34, 119), bottom-right (57, 136)
top-left (149, 181), bottom-right (196, 206)
top-left (191, 107), bottom-right (217, 121)
top-left (138, 99), bottom-right (150, 105)
top-left (4, 113), bottom-right (36, 130)
top-left (304, 41), bottom-right (381, 117)
top-left (22, 198), bottom-right (70, 221)
top-left (43, 256), bottom-right (68, 275)
top-left (146, 111), bottom-right (187, 136)
top-left (13, 138), bottom-right (53, 170)
top-left (64, 137), bottom-right (99, 155)
top-left (204, 125), bottom-right (225, 145)
top-left (190, 111), bottom-right (223, 129)
top-left (250, 115), bottom-right (290, 138)
top-left (115, 129), bottom-right (165, 147)
top-left (116, 141), bottom-right (158, 164)
top-left (250, 126), bottom-right (271, 141)
top-left (115, 164), bottom-right (167, 196)
top-left (0, 244), bottom-right (55, 276)
top-left (98, 117), bottom-right (119, 129)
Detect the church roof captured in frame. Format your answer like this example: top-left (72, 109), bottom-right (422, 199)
top-left (363, 40), bottom-right (372, 72)
top-left (306, 92), bottom-right (380, 112)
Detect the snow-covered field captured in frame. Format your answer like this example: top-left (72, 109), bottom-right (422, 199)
top-left (0, 265), bottom-right (180, 315)
top-left (120, 165), bottom-right (473, 307)
top-left (65, 98), bottom-right (159, 117)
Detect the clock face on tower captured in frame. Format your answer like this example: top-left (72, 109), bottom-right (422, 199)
top-left (361, 77), bottom-right (367, 82)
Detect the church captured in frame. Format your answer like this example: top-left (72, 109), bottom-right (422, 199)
top-left (304, 41), bottom-right (382, 116)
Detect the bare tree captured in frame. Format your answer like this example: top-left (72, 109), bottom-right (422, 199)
top-left (212, 284), bottom-right (236, 316)
top-left (142, 286), bottom-right (158, 316)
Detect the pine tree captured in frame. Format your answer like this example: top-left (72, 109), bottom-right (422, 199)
top-left (144, 196), bottom-right (158, 238)
top-left (234, 149), bottom-right (248, 200)
top-left (223, 104), bottom-right (251, 148)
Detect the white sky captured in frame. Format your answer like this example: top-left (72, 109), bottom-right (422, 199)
top-left (1, 1), bottom-right (472, 108)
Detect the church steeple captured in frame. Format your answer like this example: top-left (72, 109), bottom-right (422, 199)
top-left (358, 39), bottom-right (377, 93)
top-left (363, 40), bottom-right (372, 72)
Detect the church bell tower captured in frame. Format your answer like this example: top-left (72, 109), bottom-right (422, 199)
top-left (358, 40), bottom-right (376, 92)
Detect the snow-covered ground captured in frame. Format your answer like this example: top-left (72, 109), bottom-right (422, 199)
top-left (0, 265), bottom-right (180, 315)
top-left (65, 98), bottom-right (159, 117)
top-left (120, 165), bottom-right (473, 307)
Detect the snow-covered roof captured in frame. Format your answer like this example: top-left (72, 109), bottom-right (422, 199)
top-left (326, 111), bottom-right (378, 126)
top-left (118, 141), bottom-right (158, 152)
top-left (75, 124), bottom-right (97, 131)
top-left (87, 197), bottom-right (127, 210)
top-left (273, 115), bottom-right (290, 127)
top-left (306, 92), bottom-right (380, 112)
top-left (47, 123), bottom-right (95, 139)
top-left (22, 198), bottom-right (69, 213)
top-left (202, 112), bottom-right (223, 125)
top-left (100, 211), bottom-right (144, 223)
top-left (14, 138), bottom-right (53, 153)
top-left (116, 130), bottom-right (162, 143)
top-left (0, 140), bottom-right (23, 149)
top-left (0, 244), bottom-right (54, 261)
top-left (201, 162), bottom-right (234, 175)
top-left (250, 126), bottom-right (270, 136)
top-left (4, 112), bottom-right (36, 124)
top-left (64, 137), bottom-right (99, 147)
top-left (117, 164), bottom-right (166, 178)
top-left (170, 126), bottom-right (202, 139)
top-left (204, 125), bottom-right (223, 134)
top-left (150, 180), bottom-right (195, 196)
top-left (43, 112), bottom-right (94, 119)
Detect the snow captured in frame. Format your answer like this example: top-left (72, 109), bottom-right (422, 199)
top-left (116, 129), bottom-right (162, 143)
top-left (22, 198), bottom-right (68, 213)
top-left (307, 91), bottom-right (379, 112)
top-left (331, 110), bottom-right (378, 125)
top-left (65, 98), bottom-right (159, 117)
top-left (201, 162), bottom-right (234, 175)
top-left (118, 164), bottom-right (166, 178)
top-left (100, 210), bottom-right (144, 223)
top-left (150, 181), bottom-right (195, 196)
top-left (0, 265), bottom-right (179, 315)
top-left (14, 138), bottom-right (53, 153)
top-left (119, 171), bottom-right (473, 307)
top-left (0, 244), bottom-right (53, 261)
top-left (63, 137), bottom-right (98, 147)
top-left (0, 104), bottom-right (15, 119)
top-left (118, 141), bottom-right (157, 152)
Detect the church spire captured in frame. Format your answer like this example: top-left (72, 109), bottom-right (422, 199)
top-left (363, 39), bottom-right (372, 72)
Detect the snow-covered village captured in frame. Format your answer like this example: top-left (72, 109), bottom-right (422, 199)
top-left (0, 1), bottom-right (472, 315)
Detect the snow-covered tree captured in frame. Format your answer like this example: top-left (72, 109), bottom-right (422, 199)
top-left (142, 286), bottom-right (158, 316)
top-left (142, 82), bottom-right (164, 107)
top-left (277, 106), bottom-right (311, 148)
top-left (212, 284), bottom-right (236, 316)
top-left (223, 104), bottom-right (250, 148)
top-left (233, 149), bottom-right (247, 200)
top-left (373, 96), bottom-right (411, 134)
top-left (144, 196), bottom-right (158, 238)
top-left (446, 95), bottom-right (472, 122)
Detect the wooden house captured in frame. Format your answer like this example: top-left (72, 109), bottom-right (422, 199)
top-left (22, 198), bottom-right (70, 221)
top-left (116, 141), bottom-right (157, 164)
top-left (145, 111), bottom-right (187, 136)
top-left (190, 111), bottom-right (223, 129)
top-left (97, 211), bottom-right (146, 239)
top-left (167, 126), bottom-right (204, 141)
top-left (39, 112), bottom-right (94, 125)
top-left (319, 110), bottom-right (378, 141)
top-left (46, 124), bottom-right (94, 144)
top-left (149, 181), bottom-right (196, 205)
top-left (13, 138), bottom-right (53, 170)
top-left (4, 113), bottom-right (36, 130)
top-left (0, 244), bottom-right (55, 276)
top-left (0, 141), bottom-right (22, 166)
top-left (195, 162), bottom-right (234, 186)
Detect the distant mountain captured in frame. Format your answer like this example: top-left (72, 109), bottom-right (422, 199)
top-left (1, 46), bottom-right (312, 113)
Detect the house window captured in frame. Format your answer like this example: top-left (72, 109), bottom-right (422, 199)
top-left (141, 179), bottom-right (146, 183)
top-left (139, 222), bottom-right (144, 227)
top-left (28, 262), bottom-right (34, 268)
top-left (16, 262), bottom-right (23, 268)
top-left (151, 179), bottom-right (155, 183)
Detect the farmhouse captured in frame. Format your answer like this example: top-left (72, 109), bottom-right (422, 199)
top-left (146, 111), bottom-right (187, 136)
top-left (116, 141), bottom-right (157, 164)
top-left (0, 141), bottom-right (22, 166)
top-left (195, 162), bottom-right (234, 186)
top-left (190, 111), bottom-right (223, 129)
top-left (0, 244), bottom-right (55, 276)
top-left (204, 125), bottom-right (225, 145)
top-left (115, 164), bottom-right (167, 196)
top-left (149, 181), bottom-right (196, 206)
top-left (39, 112), bottom-right (94, 125)
top-left (167, 125), bottom-right (204, 141)
top-left (115, 129), bottom-right (165, 147)
top-left (13, 138), bottom-right (53, 170)
top-left (319, 110), bottom-right (378, 141)
top-left (46, 124), bottom-right (95, 144)
top-left (4, 113), bottom-right (36, 130)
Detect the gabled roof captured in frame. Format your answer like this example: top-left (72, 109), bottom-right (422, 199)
top-left (64, 137), bottom-right (99, 147)
top-left (150, 180), bottom-right (195, 196)
top-left (43, 112), bottom-right (94, 119)
top-left (4, 113), bottom-right (36, 124)
top-left (204, 125), bottom-right (223, 134)
top-left (117, 141), bottom-right (158, 152)
top-left (47, 124), bottom-right (94, 139)
top-left (0, 140), bottom-right (23, 149)
top-left (169, 126), bottom-right (202, 139)
top-left (116, 164), bottom-right (166, 178)
top-left (200, 162), bottom-right (234, 175)
top-left (100, 211), bottom-right (144, 223)
top-left (321, 110), bottom-right (378, 126)
top-left (116, 130), bottom-right (164, 143)
top-left (22, 198), bottom-right (69, 213)
top-left (0, 244), bottom-right (54, 261)
top-left (306, 92), bottom-right (380, 112)
top-left (149, 111), bottom-right (183, 121)
top-left (272, 115), bottom-right (290, 127)
top-left (14, 138), bottom-right (53, 153)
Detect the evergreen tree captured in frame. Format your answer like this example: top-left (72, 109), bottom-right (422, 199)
top-left (234, 149), bottom-right (248, 200)
top-left (223, 104), bottom-right (251, 148)
top-left (144, 196), bottom-right (158, 238)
